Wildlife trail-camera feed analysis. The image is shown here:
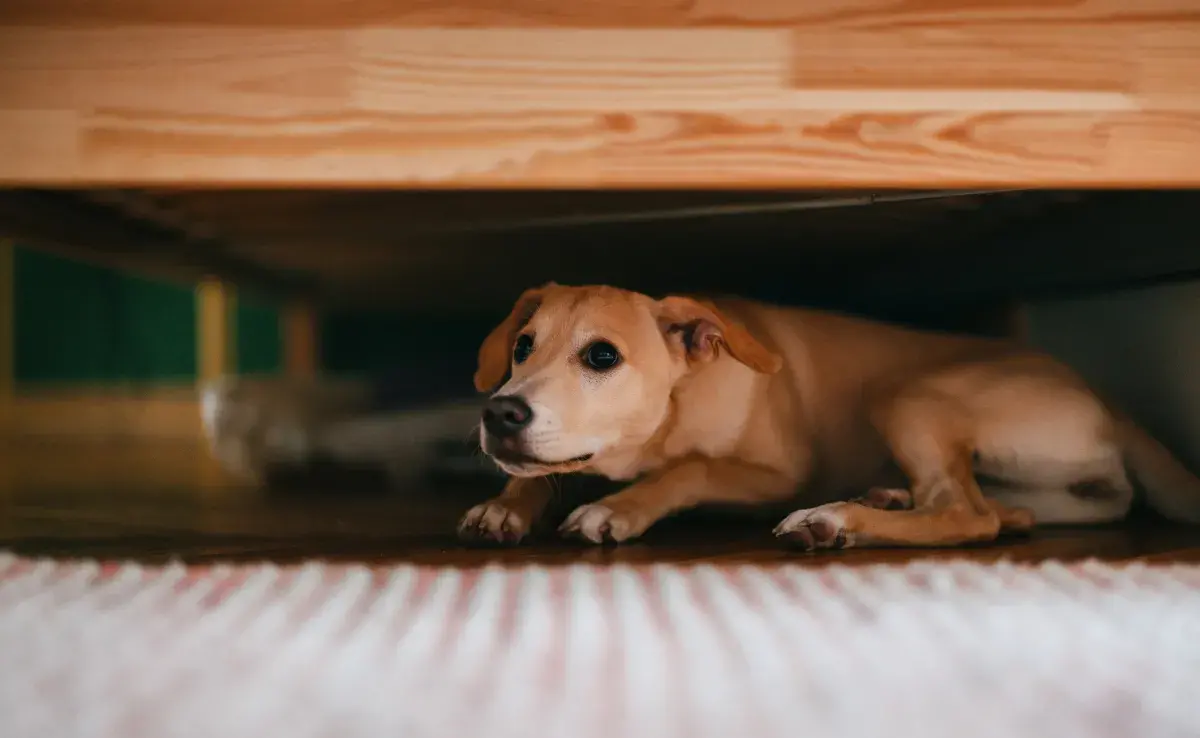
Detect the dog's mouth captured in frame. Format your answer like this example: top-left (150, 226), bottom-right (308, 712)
top-left (486, 444), bottom-right (593, 472)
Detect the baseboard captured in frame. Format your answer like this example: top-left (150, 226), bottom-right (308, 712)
top-left (0, 386), bottom-right (203, 442)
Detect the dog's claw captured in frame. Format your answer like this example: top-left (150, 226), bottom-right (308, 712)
top-left (559, 504), bottom-right (638, 544)
top-left (774, 503), bottom-right (854, 552)
top-left (458, 502), bottom-right (530, 545)
top-left (779, 521), bottom-right (816, 550)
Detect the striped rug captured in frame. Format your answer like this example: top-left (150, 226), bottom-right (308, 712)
top-left (1, 553), bottom-right (1198, 738)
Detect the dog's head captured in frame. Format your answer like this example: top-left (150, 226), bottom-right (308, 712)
top-left (473, 283), bottom-right (782, 477)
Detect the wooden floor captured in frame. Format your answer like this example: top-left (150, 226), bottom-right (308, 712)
top-left (2, 440), bottom-right (1200, 567)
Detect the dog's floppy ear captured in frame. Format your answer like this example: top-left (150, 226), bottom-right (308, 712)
top-left (474, 283), bottom-right (556, 392)
top-left (657, 296), bottom-right (782, 374)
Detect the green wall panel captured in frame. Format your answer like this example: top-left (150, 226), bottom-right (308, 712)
top-left (235, 297), bottom-right (282, 375)
top-left (14, 248), bottom-right (196, 385)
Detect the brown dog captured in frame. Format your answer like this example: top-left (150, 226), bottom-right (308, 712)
top-left (459, 283), bottom-right (1200, 549)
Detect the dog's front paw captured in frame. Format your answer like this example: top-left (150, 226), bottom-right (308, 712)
top-left (558, 504), bottom-right (648, 544)
top-left (458, 502), bottom-right (533, 545)
top-left (773, 502), bottom-right (857, 552)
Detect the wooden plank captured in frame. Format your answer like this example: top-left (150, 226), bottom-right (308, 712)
top-left (0, 5), bottom-right (1198, 187)
top-left (197, 278), bottom-right (235, 383)
top-left (283, 302), bottom-right (320, 379)
top-left (0, 0), bottom-right (1194, 29)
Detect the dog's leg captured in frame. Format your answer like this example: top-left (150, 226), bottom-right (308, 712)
top-left (559, 456), bottom-right (796, 544)
top-left (775, 390), bottom-right (1017, 550)
top-left (773, 499), bottom-right (1030, 551)
top-left (853, 486), bottom-right (1035, 532)
top-left (851, 487), bottom-right (913, 511)
top-left (458, 476), bottom-right (558, 544)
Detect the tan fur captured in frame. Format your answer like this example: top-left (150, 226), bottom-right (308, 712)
top-left (475, 284), bottom-right (555, 393)
top-left (461, 284), bottom-right (1200, 548)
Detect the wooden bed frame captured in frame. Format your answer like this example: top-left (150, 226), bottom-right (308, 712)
top-left (1, 0), bottom-right (1197, 189)
top-left (1, 2), bottom-right (1199, 308)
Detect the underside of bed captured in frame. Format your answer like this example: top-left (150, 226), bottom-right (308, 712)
top-left (4, 189), bottom-right (1200, 323)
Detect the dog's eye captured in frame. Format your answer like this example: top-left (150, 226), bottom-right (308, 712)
top-left (582, 341), bottom-right (621, 371)
top-left (513, 334), bottom-right (534, 364)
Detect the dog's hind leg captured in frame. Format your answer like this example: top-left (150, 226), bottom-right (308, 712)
top-left (776, 387), bottom-right (1010, 550)
top-left (853, 486), bottom-right (1036, 533)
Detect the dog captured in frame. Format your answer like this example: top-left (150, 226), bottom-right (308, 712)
top-left (459, 282), bottom-right (1200, 549)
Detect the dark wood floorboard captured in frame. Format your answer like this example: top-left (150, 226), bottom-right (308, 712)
top-left (2, 441), bottom-right (1200, 567)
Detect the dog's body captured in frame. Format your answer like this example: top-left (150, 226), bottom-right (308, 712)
top-left (201, 284), bottom-right (1200, 550)
top-left (461, 285), bottom-right (1200, 549)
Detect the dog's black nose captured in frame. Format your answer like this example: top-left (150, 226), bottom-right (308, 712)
top-left (483, 395), bottom-right (533, 437)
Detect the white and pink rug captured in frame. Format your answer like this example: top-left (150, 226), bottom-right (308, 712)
top-left (1, 553), bottom-right (1198, 738)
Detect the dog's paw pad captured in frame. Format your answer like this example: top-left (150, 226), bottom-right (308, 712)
top-left (458, 502), bottom-right (531, 545)
top-left (773, 503), bottom-right (854, 552)
top-left (559, 504), bottom-right (639, 544)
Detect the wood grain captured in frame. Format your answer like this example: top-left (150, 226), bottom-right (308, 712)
top-left (0, 2), bottom-right (1198, 187)
top-left (0, 0), bottom-right (1195, 29)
